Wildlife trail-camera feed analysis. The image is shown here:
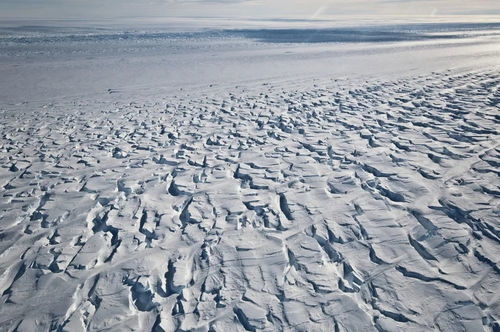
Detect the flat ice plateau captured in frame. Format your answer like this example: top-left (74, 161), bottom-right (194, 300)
top-left (0, 20), bottom-right (499, 331)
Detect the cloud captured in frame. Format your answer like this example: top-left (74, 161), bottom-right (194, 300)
top-left (0, 0), bottom-right (499, 19)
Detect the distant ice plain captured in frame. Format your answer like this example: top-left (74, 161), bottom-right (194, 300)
top-left (0, 19), bottom-right (499, 103)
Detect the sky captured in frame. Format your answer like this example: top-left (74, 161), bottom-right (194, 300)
top-left (0, 0), bottom-right (499, 20)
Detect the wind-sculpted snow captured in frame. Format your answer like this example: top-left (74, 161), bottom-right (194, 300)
top-left (0, 69), bottom-right (499, 331)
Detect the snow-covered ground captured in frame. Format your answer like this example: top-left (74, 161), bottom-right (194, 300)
top-left (0, 19), bottom-right (499, 331)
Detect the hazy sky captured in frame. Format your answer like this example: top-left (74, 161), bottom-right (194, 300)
top-left (1, 0), bottom-right (499, 19)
